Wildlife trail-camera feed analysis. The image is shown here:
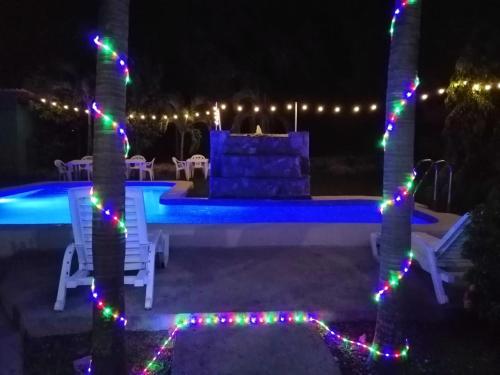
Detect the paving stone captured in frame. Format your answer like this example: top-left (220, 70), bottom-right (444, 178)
top-left (172, 324), bottom-right (341, 375)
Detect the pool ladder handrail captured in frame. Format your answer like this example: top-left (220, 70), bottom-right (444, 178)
top-left (413, 159), bottom-right (453, 212)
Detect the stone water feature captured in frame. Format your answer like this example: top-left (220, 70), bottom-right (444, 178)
top-left (209, 131), bottom-right (310, 198)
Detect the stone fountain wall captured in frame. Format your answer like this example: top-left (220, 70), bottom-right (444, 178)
top-left (210, 131), bottom-right (310, 198)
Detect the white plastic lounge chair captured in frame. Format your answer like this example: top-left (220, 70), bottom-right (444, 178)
top-left (54, 186), bottom-right (169, 311)
top-left (54, 160), bottom-right (72, 181)
top-left (370, 213), bottom-right (472, 304)
top-left (141, 158), bottom-right (155, 181)
top-left (172, 157), bottom-right (187, 180)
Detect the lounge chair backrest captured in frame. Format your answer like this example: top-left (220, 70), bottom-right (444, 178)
top-left (435, 213), bottom-right (471, 258)
top-left (68, 187), bottom-right (149, 272)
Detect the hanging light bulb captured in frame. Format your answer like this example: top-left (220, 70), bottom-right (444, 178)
top-left (237, 105), bottom-right (243, 112)
top-left (353, 105), bottom-right (360, 113)
top-left (162, 115), bottom-right (168, 120)
top-left (270, 105), bottom-right (276, 112)
top-left (370, 104), bottom-right (377, 111)
top-left (205, 110), bottom-right (210, 115)
top-left (421, 94), bottom-right (429, 101)
top-left (173, 114), bottom-right (178, 119)
top-left (151, 115), bottom-right (157, 120)
top-left (437, 88), bottom-right (445, 95)
top-left (40, 98), bottom-right (47, 103)
top-left (254, 106), bottom-right (260, 112)
top-left (84, 109), bottom-right (90, 114)
top-left (63, 105), bottom-right (69, 110)
top-left (301, 104), bottom-right (308, 111)
top-left (73, 107), bottom-right (79, 112)
top-left (51, 101), bottom-right (57, 107)
top-left (286, 103), bottom-right (293, 110)
top-left (195, 112), bottom-right (200, 117)
top-left (220, 103), bottom-right (227, 110)
top-left (317, 105), bottom-right (324, 112)
top-left (485, 84), bottom-right (492, 91)
top-left (140, 114), bottom-right (145, 120)
top-left (128, 114), bottom-right (134, 119)
top-left (334, 106), bottom-right (341, 113)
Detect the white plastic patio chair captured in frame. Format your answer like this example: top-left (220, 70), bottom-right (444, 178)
top-left (54, 160), bottom-right (72, 181)
top-left (172, 157), bottom-right (188, 180)
top-left (370, 213), bottom-right (472, 304)
top-left (188, 154), bottom-right (209, 179)
top-left (54, 186), bottom-right (169, 311)
top-left (140, 158), bottom-right (155, 181)
top-left (126, 155), bottom-right (146, 179)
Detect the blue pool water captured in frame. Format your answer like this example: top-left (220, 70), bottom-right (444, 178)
top-left (0, 182), bottom-right (438, 225)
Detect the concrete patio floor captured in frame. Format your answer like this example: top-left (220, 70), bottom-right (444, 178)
top-left (0, 245), bottom-right (461, 338)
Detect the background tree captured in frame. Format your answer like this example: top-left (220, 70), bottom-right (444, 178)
top-left (443, 26), bottom-right (500, 212)
top-left (374, 0), bottom-right (422, 355)
top-left (91, 0), bottom-right (129, 373)
top-left (230, 90), bottom-right (290, 134)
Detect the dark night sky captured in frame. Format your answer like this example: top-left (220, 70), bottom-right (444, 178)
top-left (0, 0), bottom-right (497, 100)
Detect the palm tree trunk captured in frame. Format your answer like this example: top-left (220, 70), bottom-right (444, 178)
top-left (374, 0), bottom-right (422, 350)
top-left (92, 0), bottom-right (129, 373)
top-left (87, 104), bottom-right (93, 154)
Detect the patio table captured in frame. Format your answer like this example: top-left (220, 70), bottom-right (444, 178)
top-left (66, 159), bottom-right (93, 181)
top-left (126, 159), bottom-right (147, 180)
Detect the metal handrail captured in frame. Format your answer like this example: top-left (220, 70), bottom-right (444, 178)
top-left (432, 160), bottom-right (453, 212)
top-left (412, 159), bottom-right (453, 212)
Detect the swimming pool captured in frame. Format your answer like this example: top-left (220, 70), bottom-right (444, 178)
top-left (0, 182), bottom-right (437, 225)
top-left (0, 182), bottom-right (174, 225)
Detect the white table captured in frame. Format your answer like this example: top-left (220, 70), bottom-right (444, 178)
top-left (67, 159), bottom-right (93, 181)
top-left (126, 159), bottom-right (146, 180)
top-left (186, 158), bottom-right (209, 179)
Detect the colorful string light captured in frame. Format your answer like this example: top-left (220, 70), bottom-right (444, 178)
top-left (93, 35), bottom-right (131, 85)
top-left (390, 0), bottom-right (417, 38)
top-left (380, 0), bottom-right (420, 214)
top-left (373, 251), bottom-right (414, 302)
top-left (89, 187), bottom-right (128, 236)
top-left (381, 76), bottom-right (420, 150)
top-left (90, 279), bottom-right (128, 326)
top-left (91, 102), bottom-right (131, 157)
top-left (141, 311), bottom-right (410, 373)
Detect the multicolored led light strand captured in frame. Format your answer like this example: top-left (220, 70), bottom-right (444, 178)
top-left (141, 311), bottom-right (410, 373)
top-left (381, 76), bottom-right (420, 151)
top-left (91, 102), bottom-right (131, 157)
top-left (374, 251), bottom-right (414, 302)
top-left (389, 0), bottom-right (417, 38)
top-left (380, 0), bottom-right (420, 214)
top-left (89, 187), bottom-right (128, 236)
top-left (93, 36), bottom-right (131, 85)
top-left (86, 35), bottom-right (133, 374)
top-left (90, 279), bottom-right (128, 326)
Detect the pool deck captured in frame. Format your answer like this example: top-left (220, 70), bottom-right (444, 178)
top-left (0, 245), bottom-right (463, 338)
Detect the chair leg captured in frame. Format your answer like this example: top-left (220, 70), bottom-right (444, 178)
top-left (430, 268), bottom-right (449, 304)
top-left (54, 244), bottom-right (76, 311)
top-left (161, 233), bottom-right (170, 268)
top-left (145, 247), bottom-right (156, 309)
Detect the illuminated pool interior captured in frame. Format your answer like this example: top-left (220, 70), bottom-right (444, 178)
top-left (0, 182), bottom-right (438, 225)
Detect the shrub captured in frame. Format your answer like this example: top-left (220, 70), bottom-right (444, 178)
top-left (462, 188), bottom-right (500, 325)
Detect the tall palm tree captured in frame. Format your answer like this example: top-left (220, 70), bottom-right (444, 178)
top-left (164, 96), bottom-right (211, 159)
top-left (91, 0), bottom-right (129, 373)
top-left (374, 1), bottom-right (422, 350)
